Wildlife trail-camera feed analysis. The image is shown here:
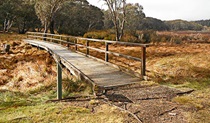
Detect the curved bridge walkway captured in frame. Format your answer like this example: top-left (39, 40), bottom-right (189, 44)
top-left (24, 32), bottom-right (149, 98)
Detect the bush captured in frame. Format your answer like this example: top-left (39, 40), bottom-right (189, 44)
top-left (84, 30), bottom-right (109, 39)
top-left (121, 33), bottom-right (138, 42)
top-left (138, 30), bottom-right (159, 43)
top-left (104, 34), bottom-right (116, 41)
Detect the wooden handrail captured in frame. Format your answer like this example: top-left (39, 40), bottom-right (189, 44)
top-left (26, 32), bottom-right (150, 78)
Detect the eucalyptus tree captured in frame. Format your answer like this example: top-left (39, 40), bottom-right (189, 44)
top-left (0, 0), bottom-right (20, 32)
top-left (125, 3), bottom-right (145, 32)
top-left (15, 1), bottom-right (41, 33)
top-left (103, 0), bottom-right (126, 41)
top-left (35, 0), bottom-right (66, 33)
top-left (56, 0), bottom-right (104, 36)
top-left (0, 0), bottom-right (40, 33)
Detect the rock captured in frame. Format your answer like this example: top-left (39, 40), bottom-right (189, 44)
top-left (169, 112), bottom-right (177, 116)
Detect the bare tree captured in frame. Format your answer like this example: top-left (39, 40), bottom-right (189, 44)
top-left (103, 0), bottom-right (126, 41)
top-left (35, 0), bottom-right (65, 33)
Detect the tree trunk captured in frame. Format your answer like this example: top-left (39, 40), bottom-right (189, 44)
top-left (49, 20), bottom-right (55, 34)
top-left (3, 19), bottom-right (13, 32)
top-left (44, 21), bottom-right (48, 41)
top-left (115, 26), bottom-right (120, 41)
top-left (3, 19), bottom-right (8, 32)
top-left (44, 25), bottom-right (48, 33)
top-left (18, 22), bottom-right (26, 34)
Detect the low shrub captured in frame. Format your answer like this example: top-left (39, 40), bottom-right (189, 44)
top-left (84, 30), bottom-right (109, 39)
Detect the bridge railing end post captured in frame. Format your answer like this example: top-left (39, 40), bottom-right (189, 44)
top-left (105, 42), bottom-right (109, 62)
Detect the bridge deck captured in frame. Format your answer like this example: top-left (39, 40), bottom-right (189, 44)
top-left (24, 39), bottom-right (142, 88)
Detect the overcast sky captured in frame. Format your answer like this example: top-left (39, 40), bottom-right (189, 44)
top-left (87, 0), bottom-right (210, 21)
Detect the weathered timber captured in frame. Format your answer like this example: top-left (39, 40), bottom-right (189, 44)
top-left (26, 32), bottom-right (149, 78)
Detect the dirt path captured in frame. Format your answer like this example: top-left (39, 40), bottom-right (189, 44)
top-left (56, 83), bottom-right (194, 123)
top-left (100, 83), bottom-right (194, 123)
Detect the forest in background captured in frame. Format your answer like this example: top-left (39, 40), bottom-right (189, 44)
top-left (0, 0), bottom-right (210, 41)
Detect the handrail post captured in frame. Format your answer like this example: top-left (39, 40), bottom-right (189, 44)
top-left (34, 33), bottom-right (37, 40)
top-left (67, 37), bottom-right (70, 49)
top-left (86, 40), bottom-right (89, 56)
top-left (43, 33), bottom-right (47, 41)
top-left (60, 36), bottom-right (62, 44)
top-left (141, 46), bottom-right (146, 78)
top-left (51, 35), bottom-right (53, 42)
top-left (75, 39), bottom-right (78, 51)
top-left (105, 42), bottom-right (109, 62)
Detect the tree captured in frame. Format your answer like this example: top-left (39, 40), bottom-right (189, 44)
top-left (56, 0), bottom-right (104, 36)
top-left (195, 19), bottom-right (210, 27)
top-left (0, 0), bottom-right (40, 33)
top-left (15, 1), bottom-right (41, 34)
top-left (85, 5), bottom-right (104, 31)
top-left (35, 0), bottom-right (65, 33)
top-left (165, 20), bottom-right (203, 31)
top-left (0, 0), bottom-right (19, 32)
top-left (103, 10), bottom-right (114, 29)
top-left (139, 17), bottom-right (169, 31)
top-left (103, 0), bottom-right (126, 41)
top-left (125, 3), bottom-right (145, 32)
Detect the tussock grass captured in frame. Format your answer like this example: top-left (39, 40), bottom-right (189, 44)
top-left (147, 52), bottom-right (210, 84)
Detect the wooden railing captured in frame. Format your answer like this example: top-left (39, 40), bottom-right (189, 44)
top-left (26, 32), bottom-right (150, 78)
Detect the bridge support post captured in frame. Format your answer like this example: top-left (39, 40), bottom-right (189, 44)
top-left (141, 46), bottom-right (146, 79)
top-left (57, 62), bottom-right (62, 100)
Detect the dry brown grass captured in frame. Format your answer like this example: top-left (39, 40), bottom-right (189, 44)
top-left (0, 33), bottom-right (57, 92)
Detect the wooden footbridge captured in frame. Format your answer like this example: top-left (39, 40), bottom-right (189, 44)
top-left (24, 32), bottom-right (149, 99)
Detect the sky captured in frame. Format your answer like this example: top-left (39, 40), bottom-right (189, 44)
top-left (87, 0), bottom-right (210, 21)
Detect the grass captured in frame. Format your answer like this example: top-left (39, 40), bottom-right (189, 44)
top-left (0, 88), bottom-right (125, 123)
top-left (0, 102), bottom-right (125, 123)
top-left (0, 76), bottom-right (125, 123)
top-left (173, 88), bottom-right (210, 123)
